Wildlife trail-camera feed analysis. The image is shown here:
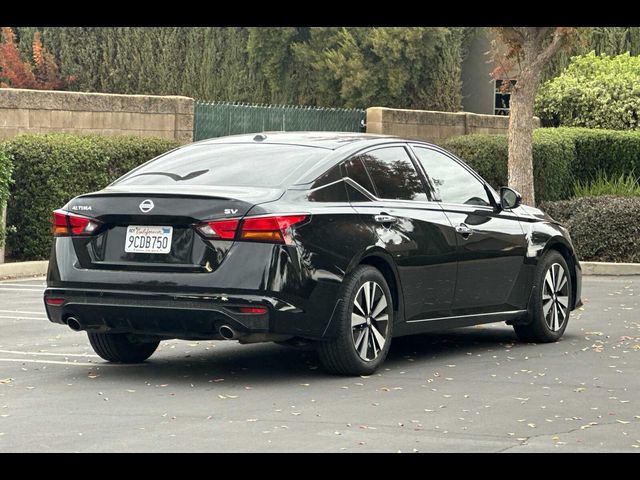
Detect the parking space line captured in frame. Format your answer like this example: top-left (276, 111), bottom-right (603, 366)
top-left (0, 283), bottom-right (46, 288)
top-left (0, 310), bottom-right (46, 316)
top-left (0, 315), bottom-right (48, 320)
top-left (0, 349), bottom-right (99, 357)
top-left (0, 358), bottom-right (102, 366)
top-left (0, 288), bottom-right (45, 292)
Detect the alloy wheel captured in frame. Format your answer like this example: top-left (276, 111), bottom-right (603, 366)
top-left (542, 263), bottom-right (569, 332)
top-left (351, 281), bottom-right (390, 361)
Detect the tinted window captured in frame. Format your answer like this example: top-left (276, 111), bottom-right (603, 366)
top-left (343, 157), bottom-right (376, 195)
top-left (413, 147), bottom-right (490, 206)
top-left (360, 147), bottom-right (428, 201)
top-left (114, 144), bottom-right (327, 188)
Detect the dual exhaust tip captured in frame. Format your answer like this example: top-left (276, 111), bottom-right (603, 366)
top-left (66, 316), bottom-right (241, 341)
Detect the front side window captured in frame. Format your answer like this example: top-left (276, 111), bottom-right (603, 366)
top-left (357, 147), bottom-right (428, 201)
top-left (412, 147), bottom-right (491, 206)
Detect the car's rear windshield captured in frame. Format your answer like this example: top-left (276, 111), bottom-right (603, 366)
top-left (113, 143), bottom-right (329, 187)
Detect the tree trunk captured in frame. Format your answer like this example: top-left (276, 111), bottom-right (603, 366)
top-left (508, 70), bottom-right (539, 206)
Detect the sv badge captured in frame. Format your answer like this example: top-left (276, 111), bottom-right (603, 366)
top-left (224, 209), bottom-right (238, 215)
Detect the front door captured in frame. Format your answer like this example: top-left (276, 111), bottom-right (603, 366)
top-left (410, 145), bottom-right (528, 316)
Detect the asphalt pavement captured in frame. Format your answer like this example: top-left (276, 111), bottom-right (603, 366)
top-left (0, 276), bottom-right (638, 452)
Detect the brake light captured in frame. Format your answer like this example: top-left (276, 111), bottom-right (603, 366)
top-left (52, 210), bottom-right (101, 237)
top-left (197, 215), bottom-right (308, 245)
top-left (240, 215), bottom-right (308, 245)
top-left (197, 219), bottom-right (240, 240)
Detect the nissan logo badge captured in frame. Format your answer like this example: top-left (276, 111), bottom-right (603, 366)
top-left (139, 199), bottom-right (154, 213)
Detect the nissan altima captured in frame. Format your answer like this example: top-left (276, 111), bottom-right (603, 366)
top-left (44, 132), bottom-right (582, 375)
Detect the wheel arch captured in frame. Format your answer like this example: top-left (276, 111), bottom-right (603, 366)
top-left (542, 237), bottom-right (579, 310)
top-left (347, 247), bottom-right (404, 322)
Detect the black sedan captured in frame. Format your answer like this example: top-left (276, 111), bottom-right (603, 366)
top-left (44, 132), bottom-right (582, 375)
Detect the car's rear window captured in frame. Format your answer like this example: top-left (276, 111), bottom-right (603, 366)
top-left (114, 143), bottom-right (328, 187)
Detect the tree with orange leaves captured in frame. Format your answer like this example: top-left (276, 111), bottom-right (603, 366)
top-left (0, 27), bottom-right (73, 90)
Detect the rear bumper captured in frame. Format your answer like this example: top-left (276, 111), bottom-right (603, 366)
top-left (44, 287), bottom-right (340, 340)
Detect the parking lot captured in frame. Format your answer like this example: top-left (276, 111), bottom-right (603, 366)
top-left (0, 275), bottom-right (638, 452)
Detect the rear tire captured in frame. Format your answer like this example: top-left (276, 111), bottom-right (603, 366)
top-left (514, 250), bottom-right (571, 343)
top-left (317, 265), bottom-right (393, 376)
top-left (88, 332), bottom-right (159, 363)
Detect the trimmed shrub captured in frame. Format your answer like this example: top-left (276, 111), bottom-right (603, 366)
top-left (443, 129), bottom-right (575, 202)
top-left (541, 196), bottom-right (640, 263)
top-left (552, 127), bottom-right (640, 185)
top-left (536, 52), bottom-right (640, 130)
top-left (4, 134), bottom-right (180, 260)
top-left (0, 145), bottom-right (14, 248)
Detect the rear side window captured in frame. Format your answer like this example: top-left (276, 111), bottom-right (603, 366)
top-left (114, 144), bottom-right (328, 188)
top-left (343, 157), bottom-right (376, 195)
top-left (359, 147), bottom-right (428, 201)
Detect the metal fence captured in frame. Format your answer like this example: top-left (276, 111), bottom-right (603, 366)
top-left (193, 101), bottom-right (366, 141)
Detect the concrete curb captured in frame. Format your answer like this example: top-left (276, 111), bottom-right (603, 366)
top-left (0, 261), bottom-right (48, 280)
top-left (580, 262), bottom-right (640, 276)
top-left (0, 260), bottom-right (638, 280)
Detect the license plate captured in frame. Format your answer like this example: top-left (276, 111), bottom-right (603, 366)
top-left (125, 226), bottom-right (173, 254)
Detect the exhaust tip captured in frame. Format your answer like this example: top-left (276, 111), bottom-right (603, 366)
top-left (66, 317), bottom-right (83, 332)
top-left (219, 325), bottom-right (237, 340)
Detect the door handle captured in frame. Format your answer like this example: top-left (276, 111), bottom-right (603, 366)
top-left (455, 223), bottom-right (473, 237)
top-left (374, 214), bottom-right (397, 224)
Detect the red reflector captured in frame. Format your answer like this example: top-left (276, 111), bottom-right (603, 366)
top-left (240, 215), bottom-right (308, 245)
top-left (46, 298), bottom-right (65, 306)
top-left (238, 306), bottom-right (268, 314)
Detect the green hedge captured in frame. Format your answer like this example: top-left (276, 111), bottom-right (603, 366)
top-left (444, 127), bottom-right (640, 202)
top-left (443, 129), bottom-right (575, 202)
top-left (4, 134), bottom-right (180, 260)
top-left (541, 196), bottom-right (640, 263)
top-left (552, 127), bottom-right (640, 185)
top-left (0, 145), bottom-right (14, 248)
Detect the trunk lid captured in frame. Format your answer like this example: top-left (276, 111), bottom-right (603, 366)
top-left (64, 185), bottom-right (284, 273)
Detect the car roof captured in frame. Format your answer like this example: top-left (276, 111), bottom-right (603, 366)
top-left (193, 131), bottom-right (398, 151)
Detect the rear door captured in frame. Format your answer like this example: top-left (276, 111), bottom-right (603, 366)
top-left (410, 145), bottom-right (528, 315)
top-left (344, 144), bottom-right (458, 322)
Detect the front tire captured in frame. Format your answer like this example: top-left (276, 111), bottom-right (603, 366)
top-left (88, 332), bottom-right (159, 363)
top-left (317, 265), bottom-right (393, 376)
top-left (514, 250), bottom-right (572, 343)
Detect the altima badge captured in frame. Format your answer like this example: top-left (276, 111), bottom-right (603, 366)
top-left (139, 199), bottom-right (154, 213)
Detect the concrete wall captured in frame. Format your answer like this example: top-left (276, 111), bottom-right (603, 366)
top-left (0, 88), bottom-right (194, 143)
top-left (366, 106), bottom-right (540, 144)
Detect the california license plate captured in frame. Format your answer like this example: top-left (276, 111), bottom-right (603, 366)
top-left (125, 226), bottom-right (173, 254)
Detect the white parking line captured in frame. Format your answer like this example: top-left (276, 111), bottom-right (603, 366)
top-left (0, 283), bottom-right (46, 288)
top-left (0, 358), bottom-right (101, 366)
top-left (0, 349), bottom-right (99, 358)
top-left (0, 315), bottom-right (49, 320)
top-left (0, 288), bottom-right (44, 292)
top-left (0, 310), bottom-right (46, 316)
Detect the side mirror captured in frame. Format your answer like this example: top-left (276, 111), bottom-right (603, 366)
top-left (500, 187), bottom-right (522, 210)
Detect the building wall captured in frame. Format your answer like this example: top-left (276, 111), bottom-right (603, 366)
top-left (461, 28), bottom-right (496, 115)
top-left (367, 106), bottom-right (541, 144)
top-left (0, 88), bottom-right (194, 143)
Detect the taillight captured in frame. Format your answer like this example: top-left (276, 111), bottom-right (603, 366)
top-left (45, 297), bottom-right (65, 306)
top-left (52, 209), bottom-right (101, 237)
top-left (240, 215), bottom-right (308, 245)
top-left (196, 214), bottom-right (308, 245)
top-left (197, 219), bottom-right (240, 240)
